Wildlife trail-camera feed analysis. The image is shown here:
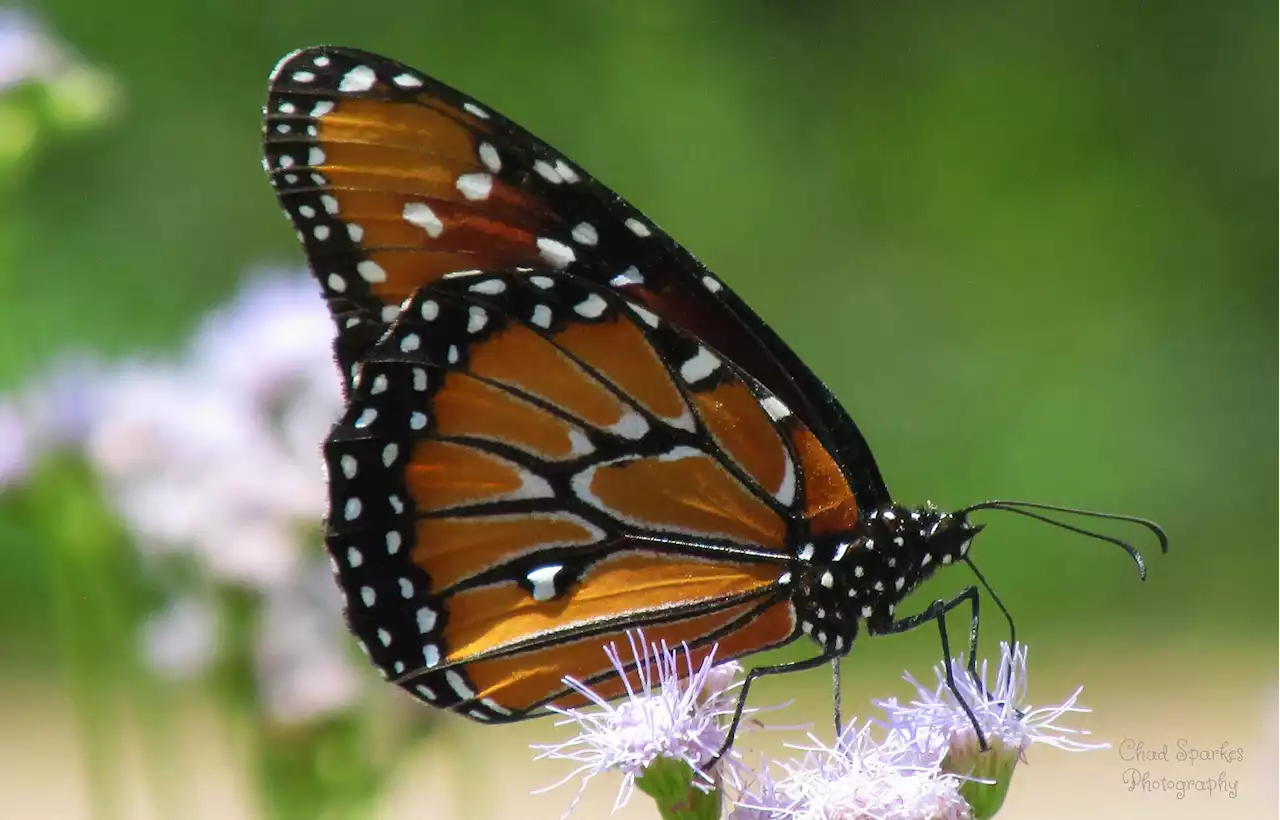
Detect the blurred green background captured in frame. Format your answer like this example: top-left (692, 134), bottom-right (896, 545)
top-left (0, 1), bottom-right (1274, 818)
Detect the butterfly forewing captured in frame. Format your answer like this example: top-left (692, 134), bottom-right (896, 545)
top-left (320, 269), bottom-right (878, 719)
top-left (261, 45), bottom-right (887, 508)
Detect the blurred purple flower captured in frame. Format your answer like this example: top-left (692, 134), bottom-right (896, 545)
top-left (255, 560), bottom-right (362, 724)
top-left (532, 631), bottom-right (749, 815)
top-left (142, 596), bottom-right (219, 680)
top-left (0, 401), bottom-right (30, 489)
top-left (3, 269), bottom-right (362, 722)
top-left (80, 271), bottom-right (342, 589)
top-left (0, 9), bottom-right (65, 91)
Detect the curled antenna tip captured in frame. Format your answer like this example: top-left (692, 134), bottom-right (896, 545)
top-left (958, 499), bottom-right (1165, 581)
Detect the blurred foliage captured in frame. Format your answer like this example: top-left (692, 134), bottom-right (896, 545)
top-left (0, 0), bottom-right (1274, 765)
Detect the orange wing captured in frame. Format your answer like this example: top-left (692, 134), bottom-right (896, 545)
top-left (261, 46), bottom-right (890, 521)
top-left (322, 269), bottom-right (866, 719)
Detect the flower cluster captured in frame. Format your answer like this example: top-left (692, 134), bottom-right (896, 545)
top-left (536, 638), bottom-right (1104, 820)
top-left (532, 632), bottom-right (748, 816)
top-left (4, 269), bottom-right (365, 724)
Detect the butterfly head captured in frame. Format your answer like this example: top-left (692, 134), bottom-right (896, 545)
top-left (792, 504), bottom-right (983, 653)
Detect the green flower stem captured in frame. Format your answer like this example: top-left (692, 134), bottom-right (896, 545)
top-left (38, 460), bottom-right (142, 820)
top-left (634, 758), bottom-right (722, 820)
top-left (943, 738), bottom-right (1022, 819)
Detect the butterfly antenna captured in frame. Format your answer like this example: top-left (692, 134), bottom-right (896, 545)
top-left (956, 500), bottom-right (1167, 580)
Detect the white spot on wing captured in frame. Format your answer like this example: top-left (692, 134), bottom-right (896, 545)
top-left (478, 142), bottom-right (501, 173)
top-left (446, 670), bottom-right (475, 699)
top-left (463, 102), bottom-right (490, 119)
top-left (357, 260), bottom-right (387, 283)
top-left (679, 347), bottom-right (721, 384)
top-left (571, 222), bottom-right (599, 246)
top-left (481, 698), bottom-right (513, 716)
top-left (526, 565), bottom-right (563, 601)
top-left (514, 468), bottom-right (554, 500)
top-left (608, 412), bottom-right (649, 440)
top-left (760, 396), bottom-right (791, 421)
top-left (533, 160), bottom-right (563, 184)
top-left (403, 202), bottom-right (444, 237)
top-left (567, 429), bottom-right (594, 456)
top-left (456, 173), bottom-right (493, 200)
top-left (609, 266), bottom-right (644, 287)
top-left (625, 218), bottom-right (651, 237)
top-left (775, 448), bottom-right (796, 507)
top-left (392, 73), bottom-right (423, 88)
top-left (536, 237), bottom-right (576, 269)
top-left (339, 65), bottom-right (377, 93)
top-left (554, 160), bottom-right (580, 183)
top-left (573, 293), bottom-right (608, 318)
top-left (626, 302), bottom-right (660, 328)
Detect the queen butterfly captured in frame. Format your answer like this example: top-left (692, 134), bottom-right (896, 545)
top-left (260, 45), bottom-right (1167, 756)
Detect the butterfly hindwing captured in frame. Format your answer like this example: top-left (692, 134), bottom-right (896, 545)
top-left (322, 269), bottom-right (852, 718)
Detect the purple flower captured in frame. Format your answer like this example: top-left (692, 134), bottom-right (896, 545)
top-left (729, 722), bottom-right (972, 820)
top-left (874, 642), bottom-right (1105, 818)
top-left (876, 642), bottom-right (1106, 756)
top-left (532, 631), bottom-right (750, 817)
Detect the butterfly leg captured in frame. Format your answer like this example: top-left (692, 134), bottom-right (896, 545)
top-left (831, 655), bottom-right (843, 740)
top-left (869, 586), bottom-right (991, 751)
top-left (963, 558), bottom-right (1017, 694)
top-left (702, 651), bottom-right (834, 771)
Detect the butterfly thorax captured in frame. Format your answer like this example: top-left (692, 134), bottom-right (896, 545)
top-left (790, 504), bottom-right (981, 654)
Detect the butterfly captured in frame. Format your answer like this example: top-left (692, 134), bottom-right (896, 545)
top-left (261, 45), bottom-right (1167, 757)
